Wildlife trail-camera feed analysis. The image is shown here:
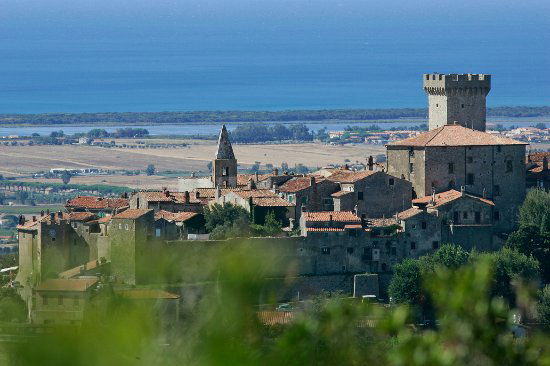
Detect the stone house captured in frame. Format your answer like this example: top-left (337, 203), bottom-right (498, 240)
top-left (154, 210), bottom-right (206, 240)
top-left (396, 207), bottom-right (442, 258)
top-left (386, 123), bottom-right (527, 232)
top-left (278, 176), bottom-right (339, 220)
top-left (327, 170), bottom-right (412, 218)
top-left (526, 152), bottom-right (550, 191)
top-left (32, 277), bottom-right (98, 325)
top-left (130, 190), bottom-right (203, 213)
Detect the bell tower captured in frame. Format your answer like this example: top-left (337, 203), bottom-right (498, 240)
top-left (212, 125), bottom-right (237, 188)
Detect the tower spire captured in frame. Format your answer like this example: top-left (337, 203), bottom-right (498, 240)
top-left (215, 125), bottom-right (235, 160)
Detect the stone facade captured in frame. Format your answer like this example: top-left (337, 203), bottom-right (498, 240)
top-left (212, 125), bottom-right (238, 188)
top-left (424, 73), bottom-right (491, 131)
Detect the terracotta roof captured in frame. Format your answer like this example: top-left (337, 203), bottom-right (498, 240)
top-left (367, 218), bottom-right (399, 227)
top-left (252, 197), bottom-right (295, 207)
top-left (326, 170), bottom-right (377, 183)
top-left (66, 196), bottom-right (129, 210)
top-left (115, 289), bottom-right (179, 300)
top-left (257, 311), bottom-right (295, 326)
top-left (137, 191), bottom-right (200, 204)
top-left (112, 209), bottom-right (152, 220)
top-left (527, 152), bottom-right (550, 163)
top-left (98, 216), bottom-right (111, 224)
top-left (344, 224), bottom-right (362, 229)
top-left (237, 173), bottom-right (274, 186)
top-left (35, 278), bottom-right (98, 292)
top-left (306, 227), bottom-right (345, 232)
top-left (59, 260), bottom-right (101, 279)
top-left (155, 210), bottom-right (198, 222)
top-left (194, 188), bottom-right (239, 199)
top-left (303, 211), bottom-right (361, 222)
top-left (233, 189), bottom-right (278, 199)
top-left (66, 212), bottom-right (96, 221)
top-left (413, 189), bottom-right (495, 208)
top-left (388, 124), bottom-right (526, 147)
top-left (331, 190), bottom-right (354, 198)
top-left (397, 207), bottom-right (425, 220)
top-left (278, 176), bottom-right (324, 193)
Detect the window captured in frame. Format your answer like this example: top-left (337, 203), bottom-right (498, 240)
top-left (409, 163), bottom-right (414, 173)
top-left (461, 104), bottom-right (465, 108)
top-left (453, 211), bottom-right (459, 223)
top-left (494, 211), bottom-right (500, 221)
top-left (494, 185), bottom-right (501, 196)
top-left (467, 173), bottom-right (474, 185)
top-left (222, 167), bottom-right (229, 176)
top-left (118, 224), bottom-right (122, 230)
top-left (43, 296), bottom-right (48, 305)
top-left (58, 296), bottom-right (63, 305)
top-left (321, 247), bottom-right (330, 255)
top-left (432, 241), bottom-right (439, 250)
top-left (448, 163), bottom-right (454, 174)
top-left (409, 148), bottom-right (414, 157)
top-left (389, 178), bottom-right (394, 186)
top-left (72, 222), bottom-right (78, 229)
top-left (436, 103), bottom-right (439, 107)
top-left (421, 221), bottom-right (427, 229)
top-left (358, 192), bottom-right (364, 200)
top-left (497, 146), bottom-right (502, 153)
top-left (463, 211), bottom-right (468, 219)
top-left (410, 242), bottom-right (416, 250)
top-left (125, 224), bottom-right (129, 230)
top-left (347, 247), bottom-right (354, 254)
top-left (467, 156), bottom-right (473, 163)
top-left (155, 228), bottom-right (161, 237)
top-left (475, 211), bottom-right (481, 224)
top-left (506, 160), bottom-right (513, 173)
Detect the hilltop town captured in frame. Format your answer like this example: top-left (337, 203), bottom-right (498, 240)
top-left (10, 73), bottom-right (550, 327)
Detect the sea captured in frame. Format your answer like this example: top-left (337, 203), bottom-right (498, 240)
top-left (0, 0), bottom-right (548, 114)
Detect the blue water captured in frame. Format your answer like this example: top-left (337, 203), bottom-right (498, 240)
top-left (0, 0), bottom-right (549, 114)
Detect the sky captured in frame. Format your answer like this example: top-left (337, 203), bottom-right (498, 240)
top-left (0, 0), bottom-right (548, 113)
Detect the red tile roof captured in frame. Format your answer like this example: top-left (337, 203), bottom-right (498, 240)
top-left (194, 188), bottom-right (239, 199)
top-left (35, 278), bottom-right (98, 292)
top-left (397, 207), bottom-right (424, 220)
top-left (66, 212), bottom-right (96, 221)
top-left (278, 176), bottom-right (324, 193)
top-left (252, 197), bottom-right (295, 207)
top-left (306, 227), bottom-right (345, 232)
top-left (344, 224), bottom-right (362, 229)
top-left (388, 124), bottom-right (526, 147)
top-left (413, 189), bottom-right (495, 208)
top-left (367, 218), bottom-right (399, 227)
top-left (66, 196), bottom-right (129, 210)
top-left (331, 190), bottom-right (354, 198)
top-left (233, 189), bottom-right (278, 199)
top-left (237, 173), bottom-right (274, 186)
top-left (303, 211), bottom-right (361, 222)
top-left (155, 210), bottom-right (198, 222)
top-left (115, 289), bottom-right (179, 300)
top-left (112, 209), bottom-right (152, 220)
top-left (326, 170), bottom-right (377, 183)
top-left (137, 191), bottom-right (200, 204)
top-left (528, 152), bottom-right (550, 163)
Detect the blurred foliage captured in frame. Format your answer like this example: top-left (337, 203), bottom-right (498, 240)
top-left (2, 244), bottom-right (550, 365)
top-left (0, 288), bottom-right (26, 322)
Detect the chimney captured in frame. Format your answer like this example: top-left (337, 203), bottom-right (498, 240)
top-left (329, 214), bottom-right (333, 226)
top-left (543, 157), bottom-right (549, 171)
top-left (367, 156), bottom-right (374, 171)
top-left (184, 191), bottom-right (190, 202)
top-left (310, 176), bottom-right (316, 190)
top-left (247, 178), bottom-right (255, 190)
top-left (165, 190), bottom-right (170, 197)
top-left (50, 212), bottom-right (55, 221)
top-left (273, 168), bottom-right (279, 176)
top-left (196, 191), bottom-right (201, 199)
top-left (32, 216), bottom-right (36, 222)
top-left (40, 210), bottom-right (44, 217)
top-left (430, 189), bottom-right (436, 205)
top-left (460, 186), bottom-right (465, 196)
top-left (46, 209), bottom-right (50, 216)
top-left (18, 215), bottom-right (25, 225)
top-left (58, 211), bottom-right (63, 219)
top-left (215, 186), bottom-right (220, 200)
top-left (191, 172), bottom-right (196, 178)
top-left (343, 164), bottom-right (349, 170)
top-left (255, 172), bottom-right (259, 182)
top-left (416, 202), bottom-right (428, 212)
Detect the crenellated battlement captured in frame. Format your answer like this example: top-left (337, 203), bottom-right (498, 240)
top-left (423, 73), bottom-right (491, 132)
top-left (423, 73), bottom-right (491, 95)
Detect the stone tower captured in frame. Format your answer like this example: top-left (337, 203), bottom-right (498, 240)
top-left (212, 125), bottom-right (237, 188)
top-left (423, 73), bottom-right (491, 131)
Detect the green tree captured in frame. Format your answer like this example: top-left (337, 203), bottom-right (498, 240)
top-left (388, 258), bottom-right (423, 304)
top-left (518, 189), bottom-right (550, 229)
top-left (146, 164), bottom-right (156, 176)
top-left (537, 285), bottom-right (550, 329)
top-left (0, 288), bottom-right (27, 322)
top-left (15, 191), bottom-right (29, 205)
top-left (61, 171), bottom-right (72, 185)
top-left (204, 203), bottom-right (250, 240)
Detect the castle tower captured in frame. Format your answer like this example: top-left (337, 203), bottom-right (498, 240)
top-left (212, 125), bottom-right (237, 188)
top-left (423, 73), bottom-right (491, 131)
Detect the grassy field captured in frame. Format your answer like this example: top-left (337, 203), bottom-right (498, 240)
top-left (0, 205), bottom-right (64, 215)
